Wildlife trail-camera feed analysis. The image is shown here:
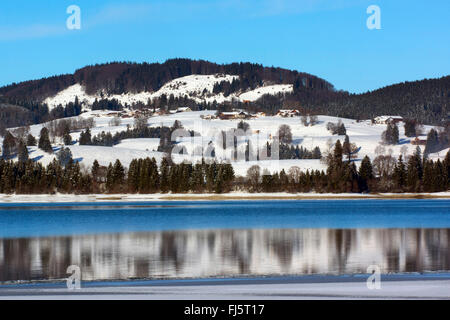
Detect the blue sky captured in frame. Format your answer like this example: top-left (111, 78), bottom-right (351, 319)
top-left (0, 0), bottom-right (449, 93)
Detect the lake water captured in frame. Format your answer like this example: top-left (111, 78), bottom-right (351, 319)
top-left (0, 200), bottom-right (449, 282)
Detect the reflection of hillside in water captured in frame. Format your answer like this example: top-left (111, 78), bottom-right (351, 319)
top-left (0, 228), bottom-right (449, 282)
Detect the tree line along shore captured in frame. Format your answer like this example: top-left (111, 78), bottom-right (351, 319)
top-left (0, 136), bottom-right (449, 195)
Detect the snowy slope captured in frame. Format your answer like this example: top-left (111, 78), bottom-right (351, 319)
top-left (238, 84), bottom-right (293, 101)
top-left (43, 84), bottom-right (97, 110)
top-left (43, 75), bottom-right (294, 109)
top-left (7, 110), bottom-right (446, 177)
top-left (155, 74), bottom-right (238, 102)
top-left (44, 74), bottom-right (239, 109)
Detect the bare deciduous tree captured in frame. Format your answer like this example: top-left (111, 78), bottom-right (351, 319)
top-left (374, 144), bottom-right (386, 156)
top-left (11, 126), bottom-right (29, 141)
top-left (373, 155), bottom-right (396, 178)
top-left (109, 116), bottom-right (121, 127)
top-left (134, 115), bottom-right (148, 131)
top-left (288, 166), bottom-right (301, 184)
top-left (278, 124), bottom-right (292, 144)
top-left (301, 114), bottom-right (308, 126)
top-left (246, 165), bottom-right (261, 192)
top-left (309, 115), bottom-right (318, 126)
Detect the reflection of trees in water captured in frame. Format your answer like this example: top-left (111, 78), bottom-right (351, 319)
top-left (207, 232), bottom-right (215, 254)
top-left (230, 230), bottom-right (253, 274)
top-left (1, 238), bottom-right (32, 281)
top-left (266, 229), bottom-right (295, 272)
top-left (328, 229), bottom-right (356, 274)
top-left (385, 246), bottom-right (400, 272)
top-left (159, 232), bottom-right (188, 273)
top-left (0, 228), bottom-right (449, 282)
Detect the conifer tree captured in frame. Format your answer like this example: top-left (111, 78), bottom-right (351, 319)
top-left (56, 147), bottom-right (73, 167)
top-left (127, 159), bottom-right (139, 192)
top-left (168, 164), bottom-right (179, 193)
top-left (160, 157), bottom-right (170, 193)
top-left (38, 127), bottom-right (53, 153)
top-left (92, 160), bottom-right (100, 179)
top-left (206, 162), bottom-right (217, 192)
top-left (79, 128), bottom-right (92, 145)
top-left (17, 140), bottom-right (28, 163)
top-left (382, 123), bottom-right (399, 145)
top-left (26, 133), bottom-right (37, 146)
top-left (106, 163), bottom-right (113, 192)
top-left (406, 150), bottom-right (423, 192)
top-left (344, 162), bottom-right (358, 192)
top-left (358, 155), bottom-right (373, 191)
top-left (359, 155), bottom-right (373, 180)
top-left (337, 123), bottom-right (346, 135)
top-left (1, 162), bottom-right (14, 193)
top-left (149, 157), bottom-right (160, 193)
top-left (223, 163), bottom-right (235, 192)
top-left (262, 173), bottom-right (274, 192)
top-left (138, 158), bottom-right (149, 192)
top-left (392, 155), bottom-right (406, 191)
top-left (112, 159), bottom-right (125, 187)
top-left (404, 120), bottom-right (417, 137)
top-left (422, 160), bottom-right (435, 192)
top-left (333, 140), bottom-right (343, 167)
top-left (444, 151), bottom-right (450, 190)
top-left (190, 163), bottom-right (204, 192)
top-left (312, 146), bottom-right (322, 159)
top-left (91, 160), bottom-right (101, 192)
top-left (434, 160), bottom-right (446, 192)
top-left (63, 133), bottom-right (72, 145)
top-left (326, 140), bottom-right (348, 192)
top-left (2, 131), bottom-right (17, 159)
top-left (424, 129), bottom-right (440, 154)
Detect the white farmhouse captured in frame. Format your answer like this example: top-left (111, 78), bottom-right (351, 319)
top-left (374, 115), bottom-right (403, 124)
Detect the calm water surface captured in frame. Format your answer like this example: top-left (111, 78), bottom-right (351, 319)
top-left (0, 200), bottom-right (449, 282)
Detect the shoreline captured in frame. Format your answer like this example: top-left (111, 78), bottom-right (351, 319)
top-left (1, 192), bottom-right (450, 203)
top-left (3, 272), bottom-right (450, 287)
top-left (2, 273), bottom-right (450, 300)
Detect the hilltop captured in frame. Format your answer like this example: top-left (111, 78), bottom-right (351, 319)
top-left (0, 59), bottom-right (448, 132)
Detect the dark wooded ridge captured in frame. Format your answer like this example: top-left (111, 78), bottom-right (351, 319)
top-left (1, 59), bottom-right (448, 131)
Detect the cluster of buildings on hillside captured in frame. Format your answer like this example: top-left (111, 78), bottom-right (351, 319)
top-left (94, 106), bottom-right (408, 129)
top-left (276, 109), bottom-right (302, 117)
top-left (201, 111), bottom-right (266, 120)
top-left (93, 107), bottom-right (194, 119)
top-left (202, 109), bottom-right (302, 120)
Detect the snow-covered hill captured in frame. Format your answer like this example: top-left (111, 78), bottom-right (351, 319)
top-left (4, 110), bottom-right (445, 176)
top-left (239, 84), bottom-right (293, 101)
top-left (43, 74), bottom-right (293, 110)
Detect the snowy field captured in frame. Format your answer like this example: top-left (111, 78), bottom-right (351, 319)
top-left (1, 109), bottom-right (445, 176)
